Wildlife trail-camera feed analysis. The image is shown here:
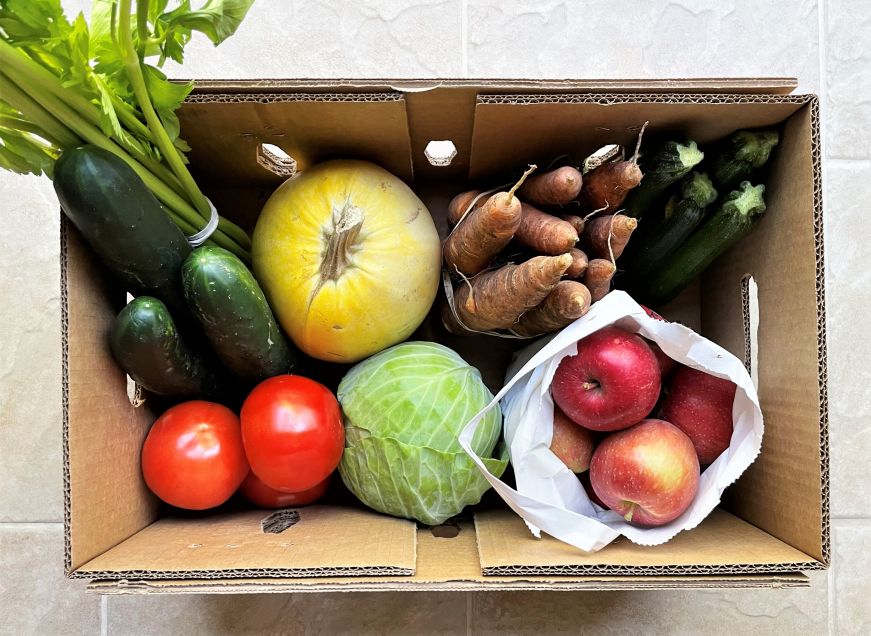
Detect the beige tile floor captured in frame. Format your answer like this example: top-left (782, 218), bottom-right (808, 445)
top-left (1, 1), bottom-right (869, 634)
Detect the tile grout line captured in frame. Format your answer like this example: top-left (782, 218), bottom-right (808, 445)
top-left (101, 595), bottom-right (108, 636)
top-left (825, 157), bottom-right (871, 164)
top-left (461, 0), bottom-right (468, 77)
top-left (0, 521), bottom-right (64, 527)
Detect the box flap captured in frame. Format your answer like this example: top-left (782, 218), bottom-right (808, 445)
top-left (72, 506), bottom-right (416, 580)
top-left (85, 520), bottom-right (810, 593)
top-left (188, 78), bottom-right (798, 96)
top-left (468, 94), bottom-right (808, 181)
top-left (474, 509), bottom-right (820, 576)
top-left (178, 92), bottom-right (414, 194)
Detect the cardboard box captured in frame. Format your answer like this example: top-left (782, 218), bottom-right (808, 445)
top-left (62, 79), bottom-right (827, 593)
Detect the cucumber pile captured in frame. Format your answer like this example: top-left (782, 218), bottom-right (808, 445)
top-left (55, 145), bottom-right (297, 402)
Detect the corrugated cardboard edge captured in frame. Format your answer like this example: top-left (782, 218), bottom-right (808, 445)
top-left (184, 78), bottom-right (798, 95)
top-left (61, 215), bottom-right (72, 575)
top-left (809, 95), bottom-right (830, 565)
top-left (69, 565), bottom-right (414, 581)
top-left (185, 92), bottom-right (404, 104)
top-left (87, 574), bottom-right (810, 594)
top-left (474, 93), bottom-right (811, 106)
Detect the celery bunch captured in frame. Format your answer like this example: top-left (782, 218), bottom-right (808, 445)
top-left (0, 0), bottom-right (255, 260)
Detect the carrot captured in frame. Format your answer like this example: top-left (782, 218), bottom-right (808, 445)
top-left (514, 202), bottom-right (579, 255)
top-left (447, 189), bottom-right (484, 226)
top-left (442, 166), bottom-right (535, 276)
top-left (580, 214), bottom-right (638, 260)
top-left (442, 192), bottom-right (520, 275)
top-left (517, 166), bottom-right (583, 207)
top-left (583, 258), bottom-right (616, 302)
top-left (512, 281), bottom-right (592, 337)
top-left (561, 214), bottom-right (585, 236)
top-left (445, 254), bottom-right (573, 333)
top-left (566, 248), bottom-right (588, 278)
top-left (579, 160), bottom-right (643, 212)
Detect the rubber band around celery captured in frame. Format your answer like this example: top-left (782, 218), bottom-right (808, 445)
top-left (186, 199), bottom-right (220, 247)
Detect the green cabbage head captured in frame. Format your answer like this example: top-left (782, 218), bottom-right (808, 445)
top-left (337, 341), bottom-right (507, 525)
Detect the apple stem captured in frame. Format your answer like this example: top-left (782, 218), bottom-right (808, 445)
top-left (581, 381), bottom-right (599, 391)
top-left (623, 502), bottom-right (637, 523)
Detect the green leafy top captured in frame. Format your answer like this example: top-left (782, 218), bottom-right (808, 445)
top-left (0, 0), bottom-right (253, 175)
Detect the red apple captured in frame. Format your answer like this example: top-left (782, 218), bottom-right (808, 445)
top-left (660, 365), bottom-right (737, 465)
top-left (551, 326), bottom-right (661, 431)
top-left (579, 470), bottom-right (609, 509)
top-left (589, 419), bottom-right (699, 527)
top-left (549, 405), bottom-right (597, 472)
top-left (646, 339), bottom-right (677, 379)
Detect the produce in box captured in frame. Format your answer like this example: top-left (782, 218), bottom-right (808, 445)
top-left (457, 292), bottom-right (763, 550)
top-left (110, 295), bottom-right (221, 398)
top-left (709, 129), bottom-right (780, 189)
top-left (252, 160), bottom-right (441, 363)
top-left (337, 342), bottom-right (507, 525)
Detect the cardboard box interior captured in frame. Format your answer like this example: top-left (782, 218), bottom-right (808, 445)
top-left (63, 82), bottom-right (827, 591)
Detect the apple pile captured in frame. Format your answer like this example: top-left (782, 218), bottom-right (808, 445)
top-left (548, 326), bottom-right (738, 527)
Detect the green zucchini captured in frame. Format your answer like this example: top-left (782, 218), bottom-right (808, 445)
top-left (110, 296), bottom-right (220, 398)
top-left (639, 181), bottom-right (766, 306)
top-left (182, 245), bottom-right (296, 382)
top-left (623, 172), bottom-right (717, 283)
top-left (710, 129), bottom-right (779, 189)
top-left (53, 145), bottom-right (191, 313)
top-left (623, 140), bottom-right (705, 219)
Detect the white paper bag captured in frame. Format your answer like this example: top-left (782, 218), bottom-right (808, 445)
top-left (458, 290), bottom-right (763, 552)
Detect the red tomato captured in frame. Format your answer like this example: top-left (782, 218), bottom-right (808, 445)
top-left (241, 375), bottom-right (344, 493)
top-left (141, 401), bottom-right (249, 510)
top-left (239, 471), bottom-right (330, 509)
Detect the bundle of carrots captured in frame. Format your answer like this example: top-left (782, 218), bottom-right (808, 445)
top-left (442, 144), bottom-right (645, 338)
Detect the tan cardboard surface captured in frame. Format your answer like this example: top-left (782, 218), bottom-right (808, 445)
top-left (703, 101), bottom-right (826, 562)
top-left (475, 509), bottom-right (819, 575)
top-left (469, 95), bottom-right (806, 180)
top-left (73, 506), bottom-right (416, 579)
top-left (84, 521), bottom-right (809, 593)
top-left (64, 225), bottom-right (159, 573)
top-left (178, 93), bottom-right (413, 186)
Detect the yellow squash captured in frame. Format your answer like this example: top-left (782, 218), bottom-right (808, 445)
top-left (252, 160), bottom-right (441, 363)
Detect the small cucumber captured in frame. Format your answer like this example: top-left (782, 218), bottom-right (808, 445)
top-left (53, 145), bottom-right (191, 314)
top-left (110, 296), bottom-right (220, 398)
top-left (182, 245), bottom-right (296, 382)
top-left (640, 181), bottom-right (766, 306)
top-left (623, 172), bottom-right (717, 283)
top-left (710, 129), bottom-right (780, 189)
top-left (623, 140), bottom-right (705, 219)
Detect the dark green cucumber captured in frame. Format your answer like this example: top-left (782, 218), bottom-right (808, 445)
top-left (623, 172), bottom-right (717, 282)
top-left (53, 145), bottom-right (191, 313)
top-left (110, 296), bottom-right (220, 397)
top-left (623, 140), bottom-right (705, 219)
top-left (182, 245), bottom-right (295, 382)
top-left (640, 181), bottom-right (766, 306)
top-left (710, 129), bottom-right (779, 189)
